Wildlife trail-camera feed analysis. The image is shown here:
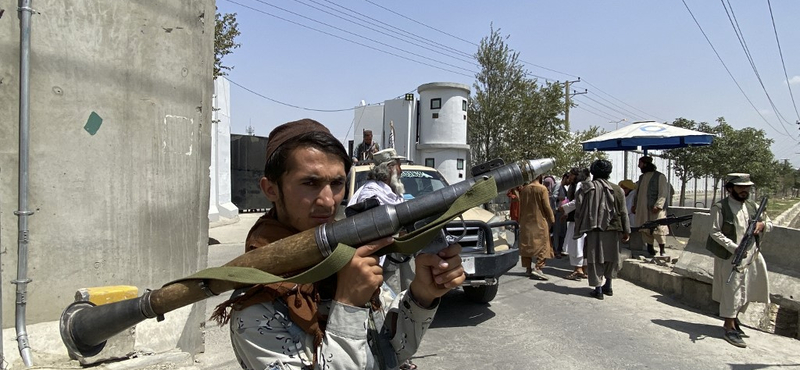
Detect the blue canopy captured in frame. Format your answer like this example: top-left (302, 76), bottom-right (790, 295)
top-left (581, 121), bottom-right (714, 152)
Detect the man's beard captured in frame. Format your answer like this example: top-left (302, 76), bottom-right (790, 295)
top-left (731, 190), bottom-right (749, 202)
top-left (389, 171), bottom-right (405, 196)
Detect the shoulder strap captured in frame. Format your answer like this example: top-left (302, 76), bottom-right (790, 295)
top-left (171, 176), bottom-right (497, 286)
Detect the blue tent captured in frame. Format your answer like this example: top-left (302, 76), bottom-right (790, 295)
top-left (582, 121), bottom-right (714, 152)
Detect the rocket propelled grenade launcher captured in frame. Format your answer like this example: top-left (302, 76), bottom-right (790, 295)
top-left (60, 158), bottom-right (555, 360)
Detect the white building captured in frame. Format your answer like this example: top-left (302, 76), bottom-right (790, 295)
top-left (209, 77), bottom-right (240, 221)
top-left (352, 82), bottom-right (471, 184)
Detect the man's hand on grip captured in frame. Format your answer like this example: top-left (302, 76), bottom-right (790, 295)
top-left (410, 243), bottom-right (466, 308)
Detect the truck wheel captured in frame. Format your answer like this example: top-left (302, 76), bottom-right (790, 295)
top-left (463, 281), bottom-right (499, 303)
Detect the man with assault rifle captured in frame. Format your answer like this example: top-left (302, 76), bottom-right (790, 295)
top-left (706, 173), bottom-right (772, 348)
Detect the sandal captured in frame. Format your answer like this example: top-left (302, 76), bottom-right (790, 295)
top-left (400, 360), bottom-right (418, 370)
top-left (577, 273), bottom-right (589, 279)
top-left (564, 271), bottom-right (581, 281)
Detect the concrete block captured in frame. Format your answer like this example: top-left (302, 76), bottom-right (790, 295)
top-left (70, 286), bottom-right (139, 365)
top-left (678, 278), bottom-right (714, 311)
top-left (135, 305), bottom-right (193, 354)
top-left (658, 270), bottom-right (683, 297)
top-left (618, 259), bottom-right (641, 282)
top-left (739, 302), bottom-right (774, 333)
top-left (639, 263), bottom-right (665, 291)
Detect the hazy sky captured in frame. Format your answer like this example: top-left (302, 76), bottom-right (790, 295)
top-left (217, 0), bottom-right (800, 167)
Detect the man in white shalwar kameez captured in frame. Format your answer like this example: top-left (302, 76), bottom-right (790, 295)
top-left (707, 173), bottom-right (771, 348)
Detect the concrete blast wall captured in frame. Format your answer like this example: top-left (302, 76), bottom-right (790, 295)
top-left (0, 0), bottom-right (214, 355)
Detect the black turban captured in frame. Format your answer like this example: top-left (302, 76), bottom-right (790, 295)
top-left (590, 159), bottom-right (613, 178)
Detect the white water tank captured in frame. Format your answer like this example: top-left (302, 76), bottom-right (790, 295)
top-left (416, 82), bottom-right (471, 183)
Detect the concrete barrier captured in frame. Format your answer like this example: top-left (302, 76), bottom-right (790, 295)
top-left (668, 212), bottom-right (800, 338)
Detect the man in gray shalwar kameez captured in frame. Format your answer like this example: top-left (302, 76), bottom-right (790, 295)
top-left (574, 160), bottom-right (631, 300)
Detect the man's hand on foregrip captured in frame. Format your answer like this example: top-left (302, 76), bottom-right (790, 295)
top-left (334, 237), bottom-right (393, 307)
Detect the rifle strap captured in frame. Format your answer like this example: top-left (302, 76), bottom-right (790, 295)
top-left (171, 176), bottom-right (498, 286)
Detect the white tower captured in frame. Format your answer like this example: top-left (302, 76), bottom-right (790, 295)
top-left (416, 82), bottom-right (471, 184)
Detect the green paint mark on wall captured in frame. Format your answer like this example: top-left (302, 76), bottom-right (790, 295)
top-left (84, 112), bottom-right (103, 135)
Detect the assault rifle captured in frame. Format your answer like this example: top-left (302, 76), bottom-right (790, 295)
top-left (632, 214), bottom-right (693, 232)
top-left (59, 158), bottom-right (555, 362)
top-left (727, 196), bottom-right (769, 284)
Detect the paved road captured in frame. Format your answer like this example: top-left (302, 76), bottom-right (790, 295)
top-left (413, 260), bottom-right (800, 370)
top-left (191, 214), bottom-right (800, 370)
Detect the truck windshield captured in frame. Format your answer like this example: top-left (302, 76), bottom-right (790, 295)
top-left (353, 169), bottom-right (449, 200)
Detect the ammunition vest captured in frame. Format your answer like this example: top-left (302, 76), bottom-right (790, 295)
top-left (635, 171), bottom-right (662, 210)
top-left (705, 198), bottom-right (759, 259)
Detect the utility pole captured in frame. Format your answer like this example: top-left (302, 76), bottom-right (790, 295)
top-left (564, 78), bottom-right (585, 132)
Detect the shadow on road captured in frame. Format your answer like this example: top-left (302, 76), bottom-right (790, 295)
top-left (651, 318), bottom-right (719, 343)
top-left (532, 281), bottom-right (592, 297)
top-left (429, 290), bottom-right (496, 328)
top-left (728, 364), bottom-right (800, 370)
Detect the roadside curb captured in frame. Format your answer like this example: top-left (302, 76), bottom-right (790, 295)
top-left (619, 256), bottom-right (800, 339)
top-left (774, 199), bottom-right (800, 226)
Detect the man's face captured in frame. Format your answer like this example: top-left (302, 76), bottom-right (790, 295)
top-left (363, 132), bottom-right (373, 144)
top-left (390, 160), bottom-right (402, 177)
top-left (260, 146), bottom-right (346, 231)
top-left (567, 173), bottom-right (576, 185)
top-left (731, 185), bottom-right (752, 202)
top-left (388, 161), bottom-right (405, 195)
top-left (638, 160), bottom-right (645, 172)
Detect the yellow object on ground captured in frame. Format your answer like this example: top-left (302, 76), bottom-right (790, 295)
top-left (75, 285), bottom-right (138, 306)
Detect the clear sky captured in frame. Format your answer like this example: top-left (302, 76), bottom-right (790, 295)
top-left (217, 0), bottom-right (800, 167)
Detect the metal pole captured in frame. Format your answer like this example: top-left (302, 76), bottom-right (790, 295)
top-left (623, 151), bottom-right (629, 180)
top-left (564, 81), bottom-right (570, 132)
top-left (1, 168), bottom-right (5, 369)
top-left (15, 0), bottom-right (35, 366)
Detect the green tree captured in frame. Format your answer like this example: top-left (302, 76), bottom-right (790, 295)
top-left (662, 118), bottom-right (713, 206)
top-left (469, 26), bottom-right (528, 164)
top-left (699, 118), bottom-right (774, 203)
top-left (468, 26), bottom-right (573, 173)
top-left (551, 127), bottom-right (607, 176)
top-left (215, 12), bottom-right (242, 78)
top-left (510, 80), bottom-right (569, 163)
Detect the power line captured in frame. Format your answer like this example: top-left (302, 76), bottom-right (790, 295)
top-left (363, 0), bottom-right (476, 48)
top-left (293, 0), bottom-right (478, 67)
top-left (362, 0), bottom-right (565, 82)
top-left (582, 88), bottom-right (649, 121)
top-left (224, 0), bottom-right (475, 78)
top-left (228, 79), bottom-right (365, 112)
top-left (306, 0), bottom-right (562, 83)
top-left (250, 0), bottom-right (478, 75)
top-left (318, 0), bottom-right (474, 60)
top-left (680, 0), bottom-right (794, 141)
top-left (767, 0), bottom-right (800, 122)
top-left (580, 79), bottom-right (667, 122)
top-left (572, 97), bottom-right (619, 121)
top-left (721, 0), bottom-right (795, 137)
top-left (582, 94), bottom-right (637, 119)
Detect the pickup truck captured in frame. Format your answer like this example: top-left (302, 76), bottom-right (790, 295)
top-left (340, 162), bottom-right (519, 303)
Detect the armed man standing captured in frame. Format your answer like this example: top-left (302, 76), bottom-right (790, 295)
top-left (217, 119), bottom-right (465, 369)
top-left (706, 173), bottom-right (772, 348)
top-left (632, 156), bottom-right (669, 256)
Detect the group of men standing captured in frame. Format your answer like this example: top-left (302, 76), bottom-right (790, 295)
top-left (215, 118), bottom-right (773, 370)
top-left (512, 155), bottom-right (773, 348)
